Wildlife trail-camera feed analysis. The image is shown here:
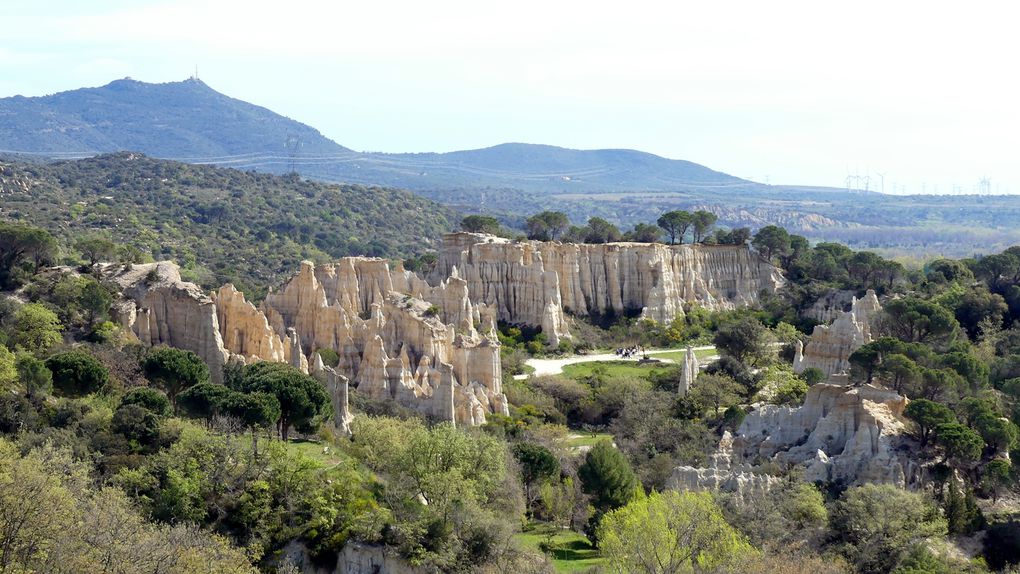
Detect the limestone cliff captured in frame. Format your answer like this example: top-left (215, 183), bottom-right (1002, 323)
top-left (255, 259), bottom-right (506, 426)
top-left (432, 233), bottom-right (784, 345)
top-left (669, 431), bottom-right (782, 497)
top-left (672, 383), bottom-right (920, 494)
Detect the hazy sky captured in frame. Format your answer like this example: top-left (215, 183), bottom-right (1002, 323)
top-left (1, 1), bottom-right (1018, 194)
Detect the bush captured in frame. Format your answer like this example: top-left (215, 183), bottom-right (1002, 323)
top-left (832, 484), bottom-right (947, 574)
top-left (315, 347), bottom-right (340, 368)
top-left (46, 350), bottom-right (110, 397)
top-left (111, 404), bottom-right (161, 446)
top-left (120, 387), bottom-right (172, 418)
top-left (9, 303), bottom-right (62, 355)
top-left (16, 353), bottom-right (52, 398)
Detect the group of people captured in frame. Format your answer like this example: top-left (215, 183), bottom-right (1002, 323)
top-left (614, 346), bottom-right (644, 359)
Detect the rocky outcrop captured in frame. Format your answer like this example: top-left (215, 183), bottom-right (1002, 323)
top-left (325, 367), bottom-right (354, 436)
top-left (106, 233), bottom-right (782, 426)
top-left (801, 289), bottom-right (856, 324)
top-left (672, 383), bottom-right (920, 494)
top-left (107, 262), bottom-right (228, 383)
top-left (107, 258), bottom-right (508, 427)
top-left (432, 233), bottom-right (784, 345)
top-left (335, 543), bottom-right (432, 574)
top-left (281, 541), bottom-right (432, 574)
top-left (795, 290), bottom-right (881, 382)
top-left (214, 284), bottom-right (287, 364)
top-left (669, 431), bottom-right (783, 497)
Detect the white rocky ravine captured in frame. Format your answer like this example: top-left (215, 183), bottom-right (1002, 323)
top-left (109, 233), bottom-right (783, 427)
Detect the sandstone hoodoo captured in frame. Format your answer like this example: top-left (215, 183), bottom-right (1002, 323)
top-left (108, 232), bottom-right (784, 427)
top-left (432, 232), bottom-right (785, 346)
top-left (110, 257), bottom-right (507, 426)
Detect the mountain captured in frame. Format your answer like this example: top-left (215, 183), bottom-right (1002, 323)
top-left (342, 143), bottom-right (748, 192)
top-left (0, 77), bottom-right (348, 160)
top-left (0, 78), bottom-right (744, 192)
top-left (0, 153), bottom-right (454, 296)
top-left (4, 78), bottom-right (1020, 257)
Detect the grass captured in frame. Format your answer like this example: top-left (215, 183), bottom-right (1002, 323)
top-left (236, 434), bottom-right (348, 466)
top-left (286, 438), bottom-right (347, 466)
top-left (561, 360), bottom-right (673, 381)
top-left (515, 522), bottom-right (603, 572)
top-left (646, 347), bottom-right (718, 362)
top-left (564, 432), bottom-right (614, 449)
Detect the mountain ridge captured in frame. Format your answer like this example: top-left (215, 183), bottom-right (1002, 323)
top-left (7, 78), bottom-right (1020, 256)
top-left (0, 78), bottom-right (750, 192)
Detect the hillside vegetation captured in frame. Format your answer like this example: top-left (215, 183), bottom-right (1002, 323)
top-left (7, 217), bottom-right (1020, 572)
top-left (0, 153), bottom-right (455, 296)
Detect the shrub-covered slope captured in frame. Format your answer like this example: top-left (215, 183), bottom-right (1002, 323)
top-left (0, 153), bottom-right (455, 295)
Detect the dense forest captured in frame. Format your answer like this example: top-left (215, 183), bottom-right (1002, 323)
top-left (8, 207), bottom-right (1020, 573)
top-left (0, 153), bottom-right (455, 298)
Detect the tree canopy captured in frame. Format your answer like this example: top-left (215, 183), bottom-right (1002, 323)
top-left (525, 211), bottom-right (570, 241)
top-left (45, 350), bottom-right (109, 397)
top-left (232, 361), bottom-right (329, 440)
top-left (598, 490), bottom-right (752, 573)
top-left (657, 211), bottom-right (693, 245)
top-left (460, 215), bottom-right (501, 235)
top-left (142, 347), bottom-right (210, 410)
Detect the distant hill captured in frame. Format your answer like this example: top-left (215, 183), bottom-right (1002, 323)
top-left (0, 78), bottom-right (348, 160)
top-left (4, 78), bottom-right (1020, 257)
top-left (0, 78), bottom-right (746, 192)
top-left (0, 153), bottom-right (454, 297)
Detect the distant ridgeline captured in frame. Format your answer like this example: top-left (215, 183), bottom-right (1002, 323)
top-left (0, 153), bottom-right (456, 297)
top-left (3, 78), bottom-right (1020, 255)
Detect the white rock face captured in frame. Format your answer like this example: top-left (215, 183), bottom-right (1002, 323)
top-left (795, 290), bottom-right (882, 381)
top-left (669, 431), bottom-right (783, 497)
top-left (107, 233), bottom-right (784, 426)
top-left (108, 262), bottom-right (228, 383)
top-left (672, 383), bottom-right (920, 495)
top-left (324, 367), bottom-right (354, 437)
top-left (432, 233), bottom-right (785, 346)
top-left (108, 258), bottom-right (507, 426)
top-left (801, 289), bottom-right (856, 324)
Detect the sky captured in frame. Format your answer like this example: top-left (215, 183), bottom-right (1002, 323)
top-left (1, 0), bottom-right (1018, 194)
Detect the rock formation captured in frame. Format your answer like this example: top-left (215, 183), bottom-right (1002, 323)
top-left (108, 258), bottom-right (507, 426)
top-left (106, 233), bottom-right (784, 427)
top-left (325, 367), bottom-right (354, 436)
top-left (795, 289), bottom-right (881, 382)
top-left (107, 262), bottom-right (229, 383)
top-left (672, 383), bottom-right (921, 494)
top-left (800, 289), bottom-right (856, 324)
top-left (679, 346), bottom-right (698, 396)
top-left (431, 233), bottom-right (784, 345)
top-left (669, 431), bottom-right (782, 497)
